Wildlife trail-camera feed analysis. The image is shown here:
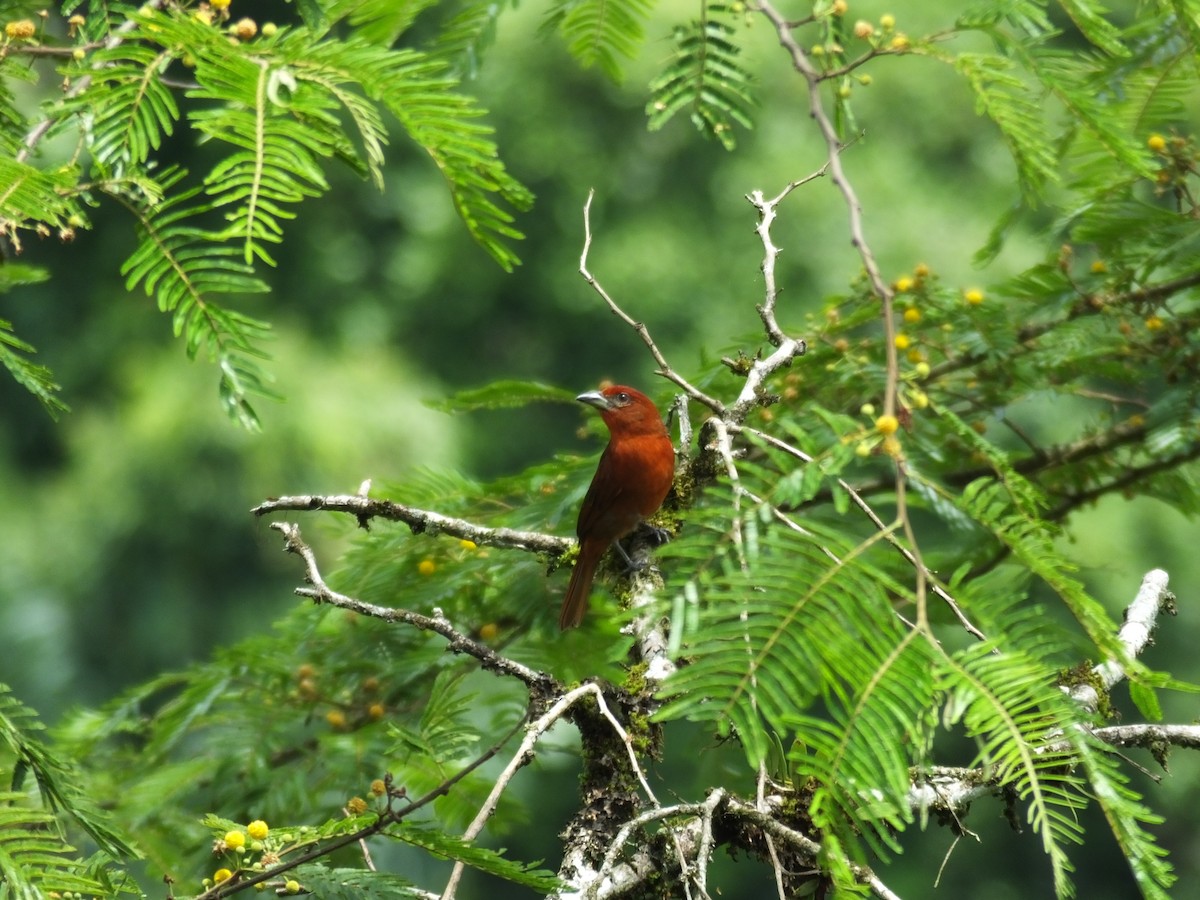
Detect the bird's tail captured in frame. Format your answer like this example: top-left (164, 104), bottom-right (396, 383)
top-left (560, 540), bottom-right (605, 629)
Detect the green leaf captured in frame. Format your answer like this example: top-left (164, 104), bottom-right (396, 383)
top-left (1128, 680), bottom-right (1163, 722)
top-left (647, 2), bottom-right (754, 150)
top-left (543, 0), bottom-right (655, 81)
top-left (393, 822), bottom-right (561, 890)
top-left (0, 319), bottom-right (67, 418)
top-left (433, 380), bottom-right (576, 412)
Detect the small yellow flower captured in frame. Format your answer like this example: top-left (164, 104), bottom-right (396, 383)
top-left (880, 13), bottom-right (896, 29)
top-left (224, 830), bottom-right (246, 850)
top-left (1147, 133), bottom-right (1166, 152)
top-left (5, 19), bottom-right (36, 39)
top-left (860, 402), bottom-right (876, 417)
top-left (911, 389), bottom-right (929, 409)
top-left (285, 881), bottom-right (300, 895)
top-left (1145, 315), bottom-right (1164, 331)
top-left (890, 33), bottom-right (910, 50)
top-left (831, 0), bottom-right (848, 15)
top-left (213, 869), bottom-right (233, 884)
top-left (964, 288), bottom-right (984, 305)
top-left (234, 17), bottom-right (257, 39)
top-left (875, 414), bottom-right (900, 436)
top-left (459, 539), bottom-right (477, 550)
top-left (367, 703), bottom-right (385, 720)
top-left (247, 820), bottom-right (269, 841)
top-left (914, 361), bottom-right (931, 378)
top-left (479, 622), bottom-right (499, 641)
top-left (914, 262), bottom-right (930, 278)
top-left (894, 333), bottom-right (911, 350)
top-left (346, 796), bottom-right (368, 815)
top-left (853, 19), bottom-right (874, 39)
top-left (855, 441), bottom-right (872, 458)
top-left (370, 779), bottom-right (387, 796)
top-left (210, 0), bottom-right (231, 8)
top-left (903, 307), bottom-right (921, 324)
top-left (325, 709), bottom-right (347, 730)
top-left (261, 21), bottom-right (278, 36)
top-left (894, 275), bottom-right (914, 293)
top-left (906, 348), bottom-right (924, 364)
top-left (417, 558), bottom-right (436, 576)
top-left (1090, 259), bottom-right (1107, 273)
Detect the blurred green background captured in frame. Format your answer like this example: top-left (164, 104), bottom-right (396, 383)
top-left (1, 1), bottom-right (1196, 897)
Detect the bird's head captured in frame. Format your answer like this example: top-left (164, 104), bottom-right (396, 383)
top-left (577, 385), bottom-right (667, 436)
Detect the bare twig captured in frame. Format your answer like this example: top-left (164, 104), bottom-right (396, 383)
top-left (441, 684), bottom-right (597, 900)
top-left (254, 494), bottom-right (569, 558)
top-left (267, 521), bottom-right (558, 692)
top-left (442, 681), bottom-right (691, 900)
top-left (751, 0), bottom-right (896, 416)
top-left (579, 190), bottom-right (725, 415)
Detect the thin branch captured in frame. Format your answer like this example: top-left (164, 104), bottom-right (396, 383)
top-left (722, 797), bottom-right (902, 900)
top-left (751, 0), bottom-right (896, 416)
top-left (204, 718), bottom-right (525, 900)
top-left (1064, 569), bottom-right (1173, 711)
top-left (732, 422), bottom-right (987, 640)
top-left (441, 684), bottom-right (598, 900)
top-left (722, 183), bottom-right (813, 424)
top-left (267, 521), bottom-right (558, 692)
top-left (253, 494), bottom-right (569, 558)
top-left (579, 189), bottom-right (725, 415)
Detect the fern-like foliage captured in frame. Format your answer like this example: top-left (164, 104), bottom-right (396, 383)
top-left (542, 0), bottom-right (655, 81)
top-left (113, 169), bottom-right (274, 430)
top-left (31, 3), bottom-right (534, 426)
top-left (71, 42), bottom-right (179, 169)
top-left (952, 52), bottom-right (1059, 197)
top-left (647, 2), bottom-right (754, 150)
top-left (0, 263), bottom-right (65, 417)
top-left (0, 686), bottom-right (138, 899)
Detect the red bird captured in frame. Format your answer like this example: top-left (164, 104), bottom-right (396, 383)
top-left (560, 385), bottom-right (676, 629)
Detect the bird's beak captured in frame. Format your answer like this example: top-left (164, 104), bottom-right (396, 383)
top-left (576, 390), bottom-right (611, 410)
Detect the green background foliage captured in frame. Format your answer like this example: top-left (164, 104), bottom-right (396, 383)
top-left (1, 0), bottom-right (1198, 897)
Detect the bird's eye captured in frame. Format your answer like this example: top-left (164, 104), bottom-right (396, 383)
top-left (616, 392), bottom-right (630, 403)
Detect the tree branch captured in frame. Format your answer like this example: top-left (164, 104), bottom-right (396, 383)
top-left (253, 494), bottom-right (569, 557)
top-left (1063, 569), bottom-right (1173, 711)
top-left (579, 189), bottom-right (725, 416)
top-left (266, 521), bottom-right (559, 692)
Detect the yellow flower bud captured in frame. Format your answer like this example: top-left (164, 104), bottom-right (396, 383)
top-left (247, 820), bottom-right (269, 841)
top-left (5, 19), bottom-right (36, 39)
